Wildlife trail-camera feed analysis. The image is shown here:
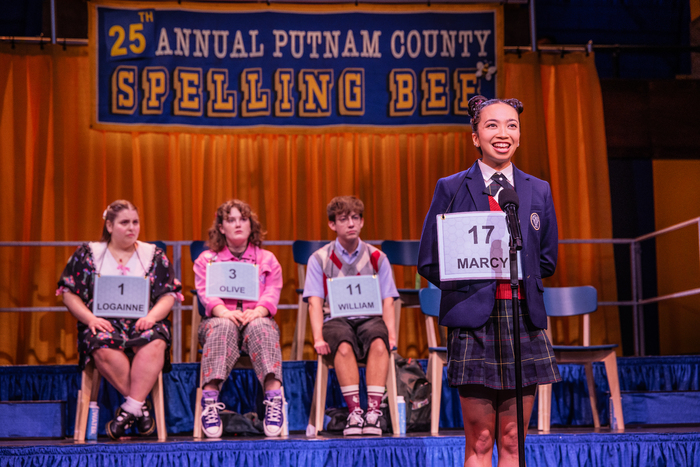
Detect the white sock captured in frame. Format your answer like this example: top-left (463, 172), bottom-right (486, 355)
top-left (121, 396), bottom-right (144, 417)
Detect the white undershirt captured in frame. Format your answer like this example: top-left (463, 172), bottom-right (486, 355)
top-left (91, 241), bottom-right (153, 277)
top-left (100, 248), bottom-right (146, 276)
top-left (478, 159), bottom-right (515, 204)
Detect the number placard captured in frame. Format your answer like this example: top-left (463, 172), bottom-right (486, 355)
top-left (327, 275), bottom-right (383, 318)
top-left (436, 212), bottom-right (523, 281)
top-left (93, 275), bottom-right (150, 319)
top-left (205, 262), bottom-right (260, 302)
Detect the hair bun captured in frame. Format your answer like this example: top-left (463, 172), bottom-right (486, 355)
top-left (467, 95), bottom-right (488, 119)
top-left (503, 98), bottom-right (524, 114)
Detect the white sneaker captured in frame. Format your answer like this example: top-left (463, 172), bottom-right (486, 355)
top-left (343, 408), bottom-right (365, 436)
top-left (201, 396), bottom-right (226, 438)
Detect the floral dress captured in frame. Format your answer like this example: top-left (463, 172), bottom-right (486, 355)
top-left (57, 242), bottom-right (182, 371)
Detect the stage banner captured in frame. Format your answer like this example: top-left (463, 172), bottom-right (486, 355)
top-left (89, 1), bottom-right (503, 133)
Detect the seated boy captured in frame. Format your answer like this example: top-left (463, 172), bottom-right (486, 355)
top-left (303, 196), bottom-right (398, 435)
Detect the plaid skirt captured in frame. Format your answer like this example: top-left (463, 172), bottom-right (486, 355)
top-left (446, 299), bottom-right (560, 390)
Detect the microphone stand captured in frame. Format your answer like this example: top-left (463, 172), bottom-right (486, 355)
top-left (509, 237), bottom-right (526, 467)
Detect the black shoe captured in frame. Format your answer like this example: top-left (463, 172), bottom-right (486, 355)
top-left (362, 408), bottom-right (383, 435)
top-left (136, 399), bottom-right (156, 436)
top-left (343, 408), bottom-right (365, 436)
top-left (106, 408), bottom-right (136, 440)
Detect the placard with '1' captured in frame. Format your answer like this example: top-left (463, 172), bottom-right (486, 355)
top-left (93, 275), bottom-right (150, 319)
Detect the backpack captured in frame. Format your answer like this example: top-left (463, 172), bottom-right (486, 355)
top-left (394, 355), bottom-right (432, 432)
top-left (220, 410), bottom-right (264, 436)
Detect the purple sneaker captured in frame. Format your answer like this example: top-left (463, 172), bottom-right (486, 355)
top-left (201, 391), bottom-right (225, 438)
top-left (263, 395), bottom-right (284, 437)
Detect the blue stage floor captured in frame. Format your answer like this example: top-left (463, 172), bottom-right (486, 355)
top-left (1, 427), bottom-right (700, 467)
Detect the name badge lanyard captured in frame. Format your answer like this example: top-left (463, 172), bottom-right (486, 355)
top-left (210, 246), bottom-right (258, 311)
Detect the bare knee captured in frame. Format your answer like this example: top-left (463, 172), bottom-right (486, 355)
top-left (91, 348), bottom-right (107, 362)
top-left (369, 338), bottom-right (388, 357)
top-left (148, 339), bottom-right (167, 353)
top-left (469, 428), bottom-right (495, 457)
top-left (498, 422), bottom-right (520, 458)
top-left (336, 342), bottom-right (355, 359)
top-left (92, 347), bottom-right (119, 364)
top-left (135, 338), bottom-right (166, 354)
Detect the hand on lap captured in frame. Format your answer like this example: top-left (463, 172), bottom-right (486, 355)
top-left (88, 317), bottom-right (114, 334)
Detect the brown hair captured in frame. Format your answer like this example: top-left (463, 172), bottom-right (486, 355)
top-left (327, 196), bottom-right (365, 222)
top-left (100, 200), bottom-right (138, 243)
top-left (207, 199), bottom-right (266, 252)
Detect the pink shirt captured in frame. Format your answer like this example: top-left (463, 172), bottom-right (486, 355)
top-left (193, 243), bottom-right (283, 317)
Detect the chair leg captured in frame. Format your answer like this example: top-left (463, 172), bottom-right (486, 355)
top-left (193, 388), bottom-right (203, 439)
top-left (74, 362), bottom-right (101, 442)
top-left (386, 352), bottom-right (400, 435)
top-left (393, 299), bottom-right (402, 339)
top-left (280, 386), bottom-right (289, 436)
top-left (308, 355), bottom-right (329, 436)
top-left (584, 362), bottom-right (600, 428)
top-left (292, 296), bottom-right (308, 361)
top-left (426, 352), bottom-right (444, 435)
top-left (74, 389), bottom-right (84, 442)
top-left (151, 371), bottom-right (167, 442)
top-left (190, 298), bottom-right (202, 363)
top-left (603, 351), bottom-right (625, 430)
top-left (537, 383), bottom-right (552, 432)
top-left (193, 364), bottom-right (204, 439)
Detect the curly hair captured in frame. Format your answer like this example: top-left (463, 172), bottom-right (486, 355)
top-left (100, 200), bottom-right (138, 243)
top-left (207, 199), bottom-right (266, 252)
top-left (327, 196), bottom-right (365, 222)
top-left (467, 95), bottom-right (524, 133)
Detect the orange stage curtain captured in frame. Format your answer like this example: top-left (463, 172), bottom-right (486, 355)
top-left (0, 44), bottom-right (620, 365)
top-left (504, 52), bottom-right (621, 350)
top-left (653, 160), bottom-right (700, 356)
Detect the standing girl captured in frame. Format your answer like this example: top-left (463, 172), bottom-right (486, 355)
top-left (418, 96), bottom-right (560, 466)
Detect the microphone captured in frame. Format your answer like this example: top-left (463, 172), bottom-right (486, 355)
top-left (498, 189), bottom-right (523, 250)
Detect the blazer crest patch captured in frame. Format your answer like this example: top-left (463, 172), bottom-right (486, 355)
top-left (530, 213), bottom-right (541, 231)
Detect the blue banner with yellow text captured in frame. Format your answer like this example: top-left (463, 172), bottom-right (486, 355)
top-left (90, 1), bottom-right (503, 133)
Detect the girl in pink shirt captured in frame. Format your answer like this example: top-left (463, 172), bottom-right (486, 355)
top-left (193, 199), bottom-right (284, 438)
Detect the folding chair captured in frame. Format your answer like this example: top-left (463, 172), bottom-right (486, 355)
top-left (537, 286), bottom-right (624, 432)
top-left (307, 352), bottom-right (401, 436)
top-left (148, 240), bottom-right (167, 252)
top-left (74, 361), bottom-right (167, 442)
top-left (419, 285), bottom-right (446, 435)
top-left (290, 241), bottom-right (330, 361)
top-left (381, 240), bottom-right (421, 336)
top-left (189, 240), bottom-right (208, 364)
